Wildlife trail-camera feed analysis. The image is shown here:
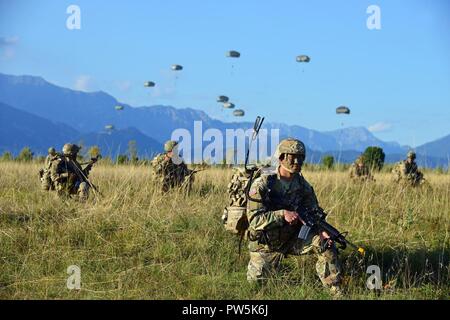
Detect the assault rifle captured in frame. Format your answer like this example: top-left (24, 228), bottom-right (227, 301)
top-left (180, 168), bottom-right (204, 191)
top-left (67, 156), bottom-right (102, 197)
top-left (187, 168), bottom-right (204, 178)
top-left (294, 206), bottom-right (365, 255)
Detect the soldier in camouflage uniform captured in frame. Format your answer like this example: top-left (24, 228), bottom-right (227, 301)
top-left (392, 151), bottom-right (424, 187)
top-left (50, 143), bottom-right (96, 200)
top-left (151, 140), bottom-right (193, 192)
top-left (246, 138), bottom-right (343, 295)
top-left (39, 147), bottom-right (58, 191)
top-left (348, 156), bottom-right (374, 182)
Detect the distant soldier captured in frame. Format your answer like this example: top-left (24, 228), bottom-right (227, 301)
top-left (392, 151), bottom-right (424, 187)
top-left (151, 140), bottom-right (193, 192)
top-left (348, 156), bottom-right (374, 182)
top-left (39, 147), bottom-right (58, 190)
top-left (246, 138), bottom-right (343, 296)
top-left (50, 143), bottom-right (97, 200)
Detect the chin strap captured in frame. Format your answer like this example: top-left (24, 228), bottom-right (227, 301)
top-left (280, 162), bottom-right (297, 174)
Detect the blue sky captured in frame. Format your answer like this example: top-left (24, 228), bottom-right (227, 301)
top-left (0, 0), bottom-right (449, 147)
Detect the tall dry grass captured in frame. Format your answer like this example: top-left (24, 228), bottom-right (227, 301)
top-left (0, 161), bottom-right (448, 299)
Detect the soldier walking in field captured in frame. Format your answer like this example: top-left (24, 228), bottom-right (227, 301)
top-left (50, 143), bottom-right (97, 201)
top-left (39, 147), bottom-right (58, 191)
top-left (392, 151), bottom-right (424, 187)
top-left (245, 138), bottom-right (343, 296)
top-left (348, 155), bottom-right (374, 182)
top-left (150, 140), bottom-right (194, 193)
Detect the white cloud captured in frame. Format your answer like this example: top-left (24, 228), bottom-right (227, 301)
top-left (0, 36), bottom-right (19, 59)
top-left (74, 75), bottom-right (94, 92)
top-left (368, 122), bottom-right (393, 133)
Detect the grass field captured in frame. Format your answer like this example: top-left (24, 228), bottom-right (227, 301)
top-left (0, 161), bottom-right (448, 299)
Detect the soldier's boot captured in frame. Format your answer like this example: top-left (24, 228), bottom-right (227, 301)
top-left (78, 182), bottom-right (89, 201)
top-left (330, 285), bottom-right (344, 298)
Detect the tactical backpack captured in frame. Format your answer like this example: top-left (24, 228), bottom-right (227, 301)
top-left (222, 116), bottom-right (265, 243)
top-left (222, 166), bottom-right (263, 235)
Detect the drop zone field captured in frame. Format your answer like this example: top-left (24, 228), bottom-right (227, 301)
top-left (0, 162), bottom-right (448, 299)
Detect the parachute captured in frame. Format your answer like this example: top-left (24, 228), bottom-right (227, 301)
top-left (226, 50), bottom-right (240, 58)
top-left (336, 106), bottom-right (350, 158)
top-left (105, 124), bottom-right (115, 130)
top-left (144, 81), bottom-right (155, 87)
top-left (115, 105), bottom-right (124, 111)
top-left (233, 109), bottom-right (245, 117)
top-left (223, 102), bottom-right (235, 109)
top-left (336, 106), bottom-right (350, 114)
top-left (171, 64), bottom-right (183, 71)
top-left (296, 55), bottom-right (310, 63)
top-left (217, 95), bottom-right (229, 103)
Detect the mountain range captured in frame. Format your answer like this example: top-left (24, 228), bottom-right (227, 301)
top-left (0, 73), bottom-right (448, 167)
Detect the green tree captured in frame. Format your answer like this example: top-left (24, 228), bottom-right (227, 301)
top-left (435, 166), bottom-right (444, 174)
top-left (128, 140), bottom-right (138, 164)
top-left (17, 147), bottom-right (33, 162)
top-left (321, 155), bottom-right (334, 169)
top-left (1, 151), bottom-right (13, 161)
top-left (117, 154), bottom-right (129, 165)
top-left (362, 146), bottom-right (385, 171)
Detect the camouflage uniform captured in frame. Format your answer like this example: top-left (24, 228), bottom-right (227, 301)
top-left (151, 140), bottom-right (193, 192)
top-left (50, 144), bottom-right (94, 200)
top-left (246, 139), bottom-right (342, 291)
top-left (349, 157), bottom-right (373, 182)
top-left (392, 151), bottom-right (424, 187)
top-left (39, 147), bottom-right (58, 191)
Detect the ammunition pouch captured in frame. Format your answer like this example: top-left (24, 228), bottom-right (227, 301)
top-left (222, 206), bottom-right (248, 234)
top-left (247, 229), bottom-right (266, 242)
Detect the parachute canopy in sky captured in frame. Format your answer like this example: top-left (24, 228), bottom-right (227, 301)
top-left (105, 124), bottom-right (115, 130)
top-left (217, 95), bottom-right (229, 103)
top-left (296, 55), bottom-right (310, 63)
top-left (171, 64), bottom-right (183, 71)
top-left (144, 81), bottom-right (155, 87)
top-left (115, 105), bottom-right (124, 111)
top-left (336, 106), bottom-right (350, 114)
top-left (226, 50), bottom-right (240, 58)
top-left (233, 109), bottom-right (245, 117)
top-left (223, 102), bottom-right (235, 109)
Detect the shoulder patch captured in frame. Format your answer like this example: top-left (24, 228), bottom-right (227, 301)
top-left (249, 188), bottom-right (258, 196)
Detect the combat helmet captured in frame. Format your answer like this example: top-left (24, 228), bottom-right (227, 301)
top-left (62, 143), bottom-right (80, 156)
top-left (407, 151), bottom-right (416, 160)
top-left (274, 138), bottom-right (306, 160)
top-left (48, 147), bottom-right (56, 155)
top-left (164, 140), bottom-right (178, 152)
top-left (356, 155), bottom-right (365, 165)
